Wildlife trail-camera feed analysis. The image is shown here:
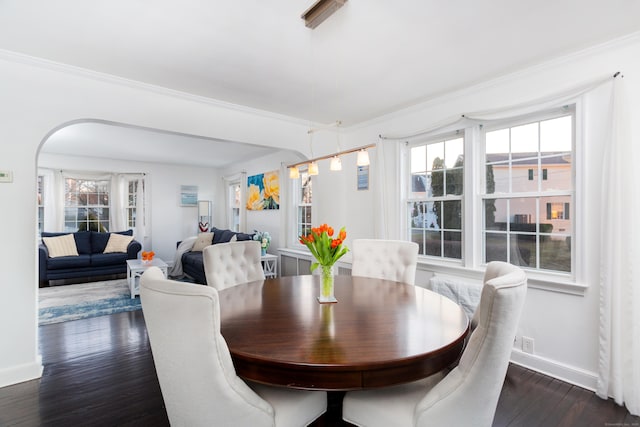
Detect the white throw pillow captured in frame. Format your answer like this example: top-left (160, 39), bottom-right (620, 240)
top-left (192, 232), bottom-right (214, 252)
top-left (43, 234), bottom-right (79, 258)
top-left (104, 233), bottom-right (134, 253)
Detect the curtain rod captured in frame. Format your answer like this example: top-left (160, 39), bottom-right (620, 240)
top-left (286, 143), bottom-right (376, 169)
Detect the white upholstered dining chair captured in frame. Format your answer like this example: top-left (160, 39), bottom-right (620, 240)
top-left (342, 261), bottom-right (527, 427)
top-left (203, 240), bottom-right (265, 290)
top-left (351, 239), bottom-right (419, 285)
top-left (140, 267), bottom-right (327, 427)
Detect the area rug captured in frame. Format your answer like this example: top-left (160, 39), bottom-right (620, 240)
top-left (39, 279), bottom-right (141, 325)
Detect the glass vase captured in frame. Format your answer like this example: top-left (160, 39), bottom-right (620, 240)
top-left (318, 265), bottom-right (337, 303)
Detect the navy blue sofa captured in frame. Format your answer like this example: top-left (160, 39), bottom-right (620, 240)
top-left (180, 227), bottom-right (254, 284)
top-left (39, 230), bottom-right (141, 286)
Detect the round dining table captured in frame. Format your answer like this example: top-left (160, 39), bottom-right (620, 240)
top-left (218, 275), bottom-right (470, 391)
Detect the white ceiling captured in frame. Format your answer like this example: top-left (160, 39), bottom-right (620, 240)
top-left (3, 0), bottom-right (640, 166)
top-left (42, 122), bottom-right (285, 169)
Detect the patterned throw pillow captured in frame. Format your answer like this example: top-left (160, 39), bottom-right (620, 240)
top-left (103, 233), bottom-right (134, 253)
top-left (43, 234), bottom-right (79, 258)
top-left (192, 232), bottom-right (214, 252)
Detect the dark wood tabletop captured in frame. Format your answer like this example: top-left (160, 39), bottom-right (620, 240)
top-left (218, 275), bottom-right (470, 391)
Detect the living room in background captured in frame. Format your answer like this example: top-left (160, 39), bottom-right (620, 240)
top-left (37, 170), bottom-right (147, 242)
top-left (407, 133), bottom-right (464, 260)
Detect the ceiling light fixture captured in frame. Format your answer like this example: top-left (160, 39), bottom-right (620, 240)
top-left (289, 165), bottom-right (300, 179)
top-left (288, 143), bottom-right (376, 179)
top-left (301, 0), bottom-right (348, 29)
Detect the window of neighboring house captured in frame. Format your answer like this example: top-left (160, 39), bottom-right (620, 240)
top-left (37, 175), bottom-right (44, 236)
top-left (64, 178), bottom-right (110, 232)
top-left (228, 181), bottom-right (241, 231)
top-left (408, 134), bottom-right (464, 260)
top-left (483, 110), bottom-right (574, 273)
top-left (297, 170), bottom-right (312, 238)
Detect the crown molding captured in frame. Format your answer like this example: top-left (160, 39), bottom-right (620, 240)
top-left (0, 49), bottom-right (309, 128)
top-left (350, 31), bottom-right (640, 132)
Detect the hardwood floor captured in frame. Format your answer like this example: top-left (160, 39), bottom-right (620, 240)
top-left (0, 310), bottom-right (637, 426)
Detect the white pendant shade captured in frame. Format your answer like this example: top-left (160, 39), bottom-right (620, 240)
top-left (329, 156), bottom-right (342, 171)
top-left (289, 166), bottom-right (300, 179)
top-left (357, 149), bottom-right (370, 166)
top-left (308, 161), bottom-right (319, 175)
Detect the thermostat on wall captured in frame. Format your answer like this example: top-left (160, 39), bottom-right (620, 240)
top-left (0, 170), bottom-right (13, 183)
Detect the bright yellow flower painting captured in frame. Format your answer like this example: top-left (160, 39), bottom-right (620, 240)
top-left (246, 171), bottom-right (280, 210)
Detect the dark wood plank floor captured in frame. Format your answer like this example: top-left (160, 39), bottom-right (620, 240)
top-left (0, 310), bottom-right (637, 426)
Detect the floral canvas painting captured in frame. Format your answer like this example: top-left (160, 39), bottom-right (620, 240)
top-left (246, 171), bottom-right (280, 210)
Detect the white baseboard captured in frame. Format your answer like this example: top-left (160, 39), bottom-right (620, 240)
top-left (0, 356), bottom-right (43, 388)
top-left (511, 348), bottom-right (598, 391)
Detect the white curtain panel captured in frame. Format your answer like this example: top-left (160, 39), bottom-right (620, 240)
top-left (40, 168), bottom-right (64, 231)
top-left (133, 177), bottom-right (146, 243)
top-left (597, 77), bottom-right (639, 416)
top-left (110, 174), bottom-right (127, 232)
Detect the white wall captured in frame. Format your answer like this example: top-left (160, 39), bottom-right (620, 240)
top-left (38, 153), bottom-right (219, 265)
top-left (327, 34), bottom-right (640, 389)
top-left (0, 51), bottom-right (310, 387)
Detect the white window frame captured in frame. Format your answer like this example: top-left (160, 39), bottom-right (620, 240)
top-left (401, 105), bottom-right (581, 291)
top-left (289, 168), bottom-right (312, 247)
top-left (63, 177), bottom-right (111, 233)
top-left (480, 107), bottom-right (575, 275)
top-left (406, 132), bottom-right (465, 261)
top-left (227, 180), bottom-right (241, 232)
top-left (126, 180), bottom-right (139, 229)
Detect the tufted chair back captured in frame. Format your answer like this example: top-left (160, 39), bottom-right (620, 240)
top-left (351, 239), bottom-right (419, 285)
top-left (140, 267), bottom-right (275, 426)
top-left (203, 241), bottom-right (265, 290)
top-left (140, 267), bottom-right (327, 427)
top-left (342, 261), bottom-right (527, 427)
top-left (414, 261), bottom-right (527, 426)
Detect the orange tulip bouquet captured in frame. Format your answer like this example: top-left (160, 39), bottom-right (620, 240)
top-left (299, 224), bottom-right (348, 302)
top-left (141, 250), bottom-right (155, 264)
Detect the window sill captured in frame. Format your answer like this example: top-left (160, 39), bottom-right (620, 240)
top-left (416, 258), bottom-right (587, 296)
top-left (280, 249), bottom-right (587, 296)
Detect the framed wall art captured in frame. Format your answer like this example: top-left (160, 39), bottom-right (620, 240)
top-left (357, 165), bottom-right (369, 191)
top-left (246, 170), bottom-right (280, 210)
top-left (180, 185), bottom-right (198, 206)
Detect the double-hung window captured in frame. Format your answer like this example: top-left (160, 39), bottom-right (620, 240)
top-left (404, 107), bottom-right (575, 276)
top-left (228, 181), bottom-right (241, 231)
top-left (408, 134), bottom-right (464, 259)
top-left (483, 110), bottom-right (574, 272)
top-left (126, 180), bottom-right (141, 229)
top-left (64, 178), bottom-right (110, 232)
top-left (296, 170), bottom-right (313, 238)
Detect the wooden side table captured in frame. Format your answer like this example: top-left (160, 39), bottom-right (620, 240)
top-left (126, 258), bottom-right (168, 298)
top-left (261, 254), bottom-right (278, 278)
